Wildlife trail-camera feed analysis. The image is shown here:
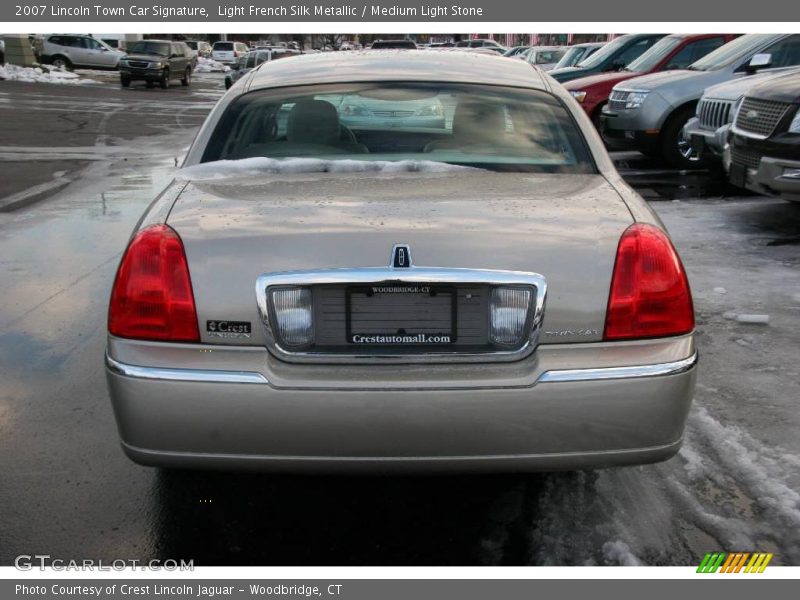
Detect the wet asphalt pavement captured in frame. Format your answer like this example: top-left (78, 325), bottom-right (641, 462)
top-left (0, 76), bottom-right (798, 566)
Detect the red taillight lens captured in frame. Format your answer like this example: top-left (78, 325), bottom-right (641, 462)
top-left (108, 224), bottom-right (200, 342)
top-left (604, 223), bottom-right (694, 340)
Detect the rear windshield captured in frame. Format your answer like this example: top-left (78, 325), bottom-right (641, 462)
top-left (214, 42), bottom-right (234, 51)
top-left (201, 82), bottom-right (596, 174)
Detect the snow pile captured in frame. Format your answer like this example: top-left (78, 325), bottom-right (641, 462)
top-left (179, 157), bottom-right (477, 180)
top-left (0, 63), bottom-right (99, 85)
top-left (602, 541), bottom-right (643, 566)
top-left (195, 57), bottom-right (230, 73)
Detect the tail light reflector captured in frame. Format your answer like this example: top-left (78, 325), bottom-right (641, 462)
top-left (108, 224), bottom-right (200, 342)
top-left (604, 223), bottom-right (694, 340)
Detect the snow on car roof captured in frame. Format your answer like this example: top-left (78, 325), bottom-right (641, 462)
top-left (246, 49), bottom-right (549, 91)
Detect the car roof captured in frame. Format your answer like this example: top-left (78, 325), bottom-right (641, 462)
top-left (247, 49), bottom-right (547, 91)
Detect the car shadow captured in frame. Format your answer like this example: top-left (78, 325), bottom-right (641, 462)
top-left (151, 469), bottom-right (551, 565)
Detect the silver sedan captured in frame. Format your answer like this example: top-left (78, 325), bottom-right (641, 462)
top-left (105, 50), bottom-right (697, 472)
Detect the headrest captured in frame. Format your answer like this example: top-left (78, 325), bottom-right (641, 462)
top-left (452, 102), bottom-right (506, 139)
top-left (287, 100), bottom-right (340, 145)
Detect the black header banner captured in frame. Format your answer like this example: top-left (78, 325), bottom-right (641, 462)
top-left (3, 0), bottom-right (799, 22)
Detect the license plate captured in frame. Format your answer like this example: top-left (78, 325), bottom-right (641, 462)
top-left (346, 284), bottom-right (457, 345)
top-left (730, 162), bottom-right (747, 188)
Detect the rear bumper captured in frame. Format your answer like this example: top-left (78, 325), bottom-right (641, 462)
top-left (105, 338), bottom-right (697, 473)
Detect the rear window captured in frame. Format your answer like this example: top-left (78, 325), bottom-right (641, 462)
top-left (214, 42), bottom-right (234, 51)
top-left (201, 82), bottom-right (595, 174)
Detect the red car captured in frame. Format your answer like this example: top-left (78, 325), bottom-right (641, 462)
top-left (563, 34), bottom-right (738, 126)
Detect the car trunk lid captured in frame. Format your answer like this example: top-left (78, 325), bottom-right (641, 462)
top-left (166, 170), bottom-right (634, 348)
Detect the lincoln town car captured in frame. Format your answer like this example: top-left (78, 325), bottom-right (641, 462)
top-left (105, 51), bottom-right (697, 472)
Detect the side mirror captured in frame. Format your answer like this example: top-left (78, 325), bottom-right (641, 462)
top-left (746, 53), bottom-right (772, 73)
top-left (605, 59), bottom-right (624, 72)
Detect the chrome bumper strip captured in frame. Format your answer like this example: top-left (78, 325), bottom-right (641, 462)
top-left (106, 352), bottom-right (696, 387)
top-left (538, 352), bottom-right (698, 383)
top-left (105, 354), bottom-right (269, 385)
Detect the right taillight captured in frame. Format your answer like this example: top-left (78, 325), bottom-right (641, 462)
top-left (108, 224), bottom-right (199, 343)
top-left (604, 223), bottom-right (694, 340)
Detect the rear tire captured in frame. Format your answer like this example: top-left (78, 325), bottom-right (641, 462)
top-left (159, 67), bottom-right (170, 89)
top-left (660, 106), bottom-right (705, 169)
top-left (181, 67), bottom-right (191, 86)
top-left (51, 55), bottom-right (72, 70)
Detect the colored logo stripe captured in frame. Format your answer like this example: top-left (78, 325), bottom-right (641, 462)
top-left (697, 552), bottom-right (773, 573)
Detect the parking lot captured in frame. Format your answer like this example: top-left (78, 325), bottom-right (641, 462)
top-left (0, 71), bottom-right (798, 566)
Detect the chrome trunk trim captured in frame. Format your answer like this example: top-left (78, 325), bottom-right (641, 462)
top-left (538, 352), bottom-right (698, 383)
top-left (106, 351), bottom-right (697, 386)
top-left (255, 267), bottom-right (548, 364)
top-left (105, 354), bottom-right (269, 384)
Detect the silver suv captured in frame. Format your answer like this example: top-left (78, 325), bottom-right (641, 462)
top-left (40, 34), bottom-right (124, 70)
top-left (600, 34), bottom-right (800, 168)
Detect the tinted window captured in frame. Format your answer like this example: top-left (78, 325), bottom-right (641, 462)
top-left (761, 34), bottom-right (800, 68)
top-left (127, 41), bottom-right (170, 56)
top-left (626, 36), bottom-right (683, 72)
top-left (57, 36), bottom-right (83, 48)
top-left (690, 34), bottom-right (775, 71)
top-left (665, 37), bottom-right (727, 70)
top-left (576, 35), bottom-right (632, 68)
top-left (614, 38), bottom-right (659, 68)
top-left (202, 82), bottom-right (595, 174)
top-left (214, 42), bottom-right (234, 51)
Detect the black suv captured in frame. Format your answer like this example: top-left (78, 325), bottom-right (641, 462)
top-left (119, 40), bottom-right (195, 89)
top-left (728, 70), bottom-right (800, 202)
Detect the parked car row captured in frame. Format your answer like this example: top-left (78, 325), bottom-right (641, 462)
top-left (551, 33), bottom-right (800, 201)
top-left (563, 34), bottom-right (736, 129)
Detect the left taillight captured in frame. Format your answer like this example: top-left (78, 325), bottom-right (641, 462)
top-left (108, 224), bottom-right (200, 342)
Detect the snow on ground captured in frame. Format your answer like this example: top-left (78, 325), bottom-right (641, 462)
top-left (0, 64), bottom-right (99, 85)
top-left (194, 57), bottom-right (230, 73)
top-left (523, 403), bottom-right (800, 566)
top-left (179, 156), bottom-right (477, 180)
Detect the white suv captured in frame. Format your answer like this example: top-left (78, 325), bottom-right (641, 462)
top-left (41, 34), bottom-right (124, 70)
top-left (211, 41), bottom-right (249, 65)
